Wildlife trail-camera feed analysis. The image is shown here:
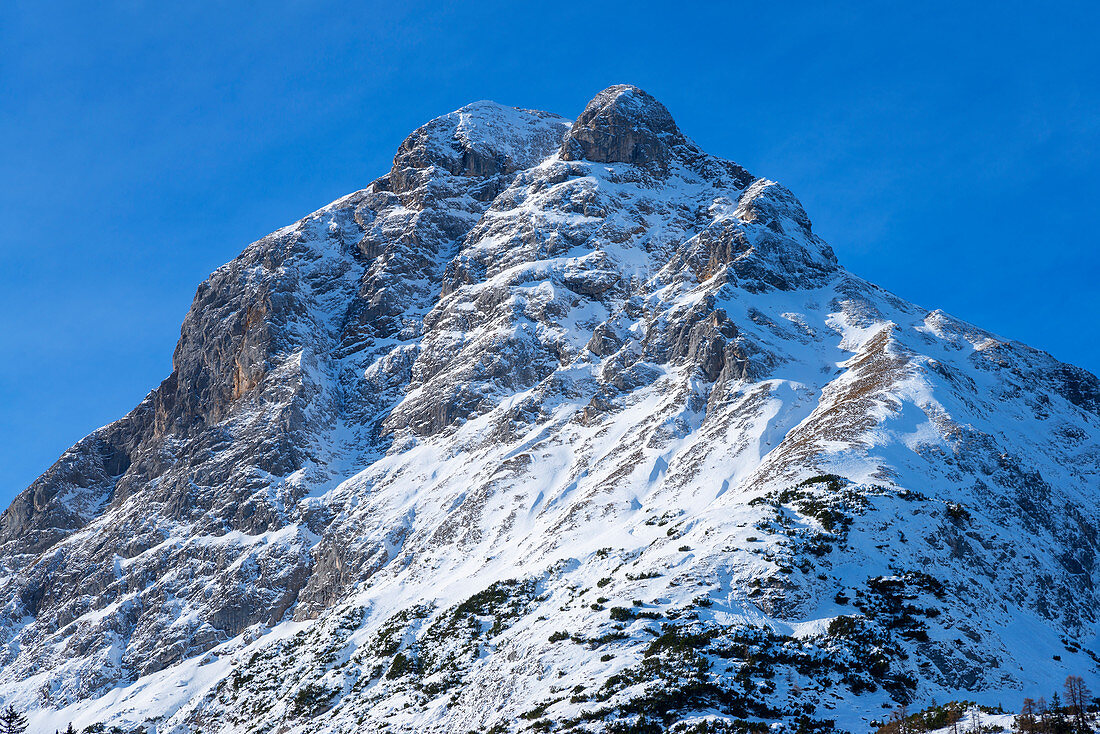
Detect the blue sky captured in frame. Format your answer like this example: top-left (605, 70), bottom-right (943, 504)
top-left (1, 1), bottom-right (1097, 504)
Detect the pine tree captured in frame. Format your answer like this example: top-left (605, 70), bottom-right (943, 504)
top-left (66, 725), bottom-right (76, 734)
top-left (1049, 693), bottom-right (1068, 734)
top-left (0, 705), bottom-right (27, 734)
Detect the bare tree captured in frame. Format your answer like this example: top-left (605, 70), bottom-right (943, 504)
top-left (890, 705), bottom-right (910, 734)
top-left (1064, 676), bottom-right (1092, 734)
top-left (949, 703), bottom-right (963, 734)
top-left (1020, 698), bottom-right (1040, 734)
top-left (1036, 697), bottom-right (1050, 734)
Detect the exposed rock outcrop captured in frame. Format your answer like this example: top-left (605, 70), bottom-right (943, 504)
top-left (1, 86), bottom-right (1097, 734)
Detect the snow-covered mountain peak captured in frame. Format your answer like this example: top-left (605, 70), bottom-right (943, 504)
top-left (561, 84), bottom-right (686, 166)
top-left (1, 86), bottom-right (1097, 734)
top-left (389, 100), bottom-right (570, 193)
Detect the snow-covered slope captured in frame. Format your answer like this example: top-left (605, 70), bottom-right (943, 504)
top-left (2, 85), bottom-right (1098, 734)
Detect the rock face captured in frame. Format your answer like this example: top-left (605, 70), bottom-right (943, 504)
top-left (0, 85), bottom-right (1098, 734)
top-left (560, 84), bottom-right (684, 165)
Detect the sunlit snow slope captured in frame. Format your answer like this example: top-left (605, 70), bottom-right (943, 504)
top-left (1, 85), bottom-right (1098, 734)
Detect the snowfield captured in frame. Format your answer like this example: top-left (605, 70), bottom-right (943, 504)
top-left (1, 85), bottom-right (1097, 734)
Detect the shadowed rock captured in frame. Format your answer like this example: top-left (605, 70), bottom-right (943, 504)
top-left (0, 86), bottom-right (1097, 731)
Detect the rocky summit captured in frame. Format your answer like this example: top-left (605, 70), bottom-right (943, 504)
top-left (1, 85), bottom-right (1098, 734)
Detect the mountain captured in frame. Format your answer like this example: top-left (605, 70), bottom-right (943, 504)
top-left (1, 84), bottom-right (1098, 734)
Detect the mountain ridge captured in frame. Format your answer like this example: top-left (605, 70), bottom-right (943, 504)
top-left (1, 84), bottom-right (1098, 734)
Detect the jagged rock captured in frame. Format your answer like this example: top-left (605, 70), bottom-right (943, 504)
top-left (560, 84), bottom-right (684, 166)
top-left (389, 101), bottom-right (570, 194)
top-left (0, 85), bottom-right (1097, 734)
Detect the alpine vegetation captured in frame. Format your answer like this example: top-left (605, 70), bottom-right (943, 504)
top-left (1, 85), bottom-right (1097, 734)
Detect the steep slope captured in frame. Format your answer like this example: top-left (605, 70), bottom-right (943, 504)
top-left (1, 85), bottom-right (1097, 734)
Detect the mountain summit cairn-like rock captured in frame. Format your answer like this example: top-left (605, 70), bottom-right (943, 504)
top-left (0, 86), bottom-right (1097, 734)
top-left (560, 84), bottom-right (686, 165)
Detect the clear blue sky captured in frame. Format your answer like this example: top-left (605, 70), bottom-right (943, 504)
top-left (1, 1), bottom-right (1098, 504)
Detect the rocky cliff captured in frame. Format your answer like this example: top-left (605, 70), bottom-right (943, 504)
top-left (1, 85), bottom-right (1098, 734)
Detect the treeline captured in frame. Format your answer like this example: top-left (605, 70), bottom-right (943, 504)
top-left (875, 675), bottom-right (1098, 734)
top-left (875, 700), bottom-right (1003, 734)
top-left (1017, 676), bottom-right (1096, 734)
top-left (0, 705), bottom-right (82, 734)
